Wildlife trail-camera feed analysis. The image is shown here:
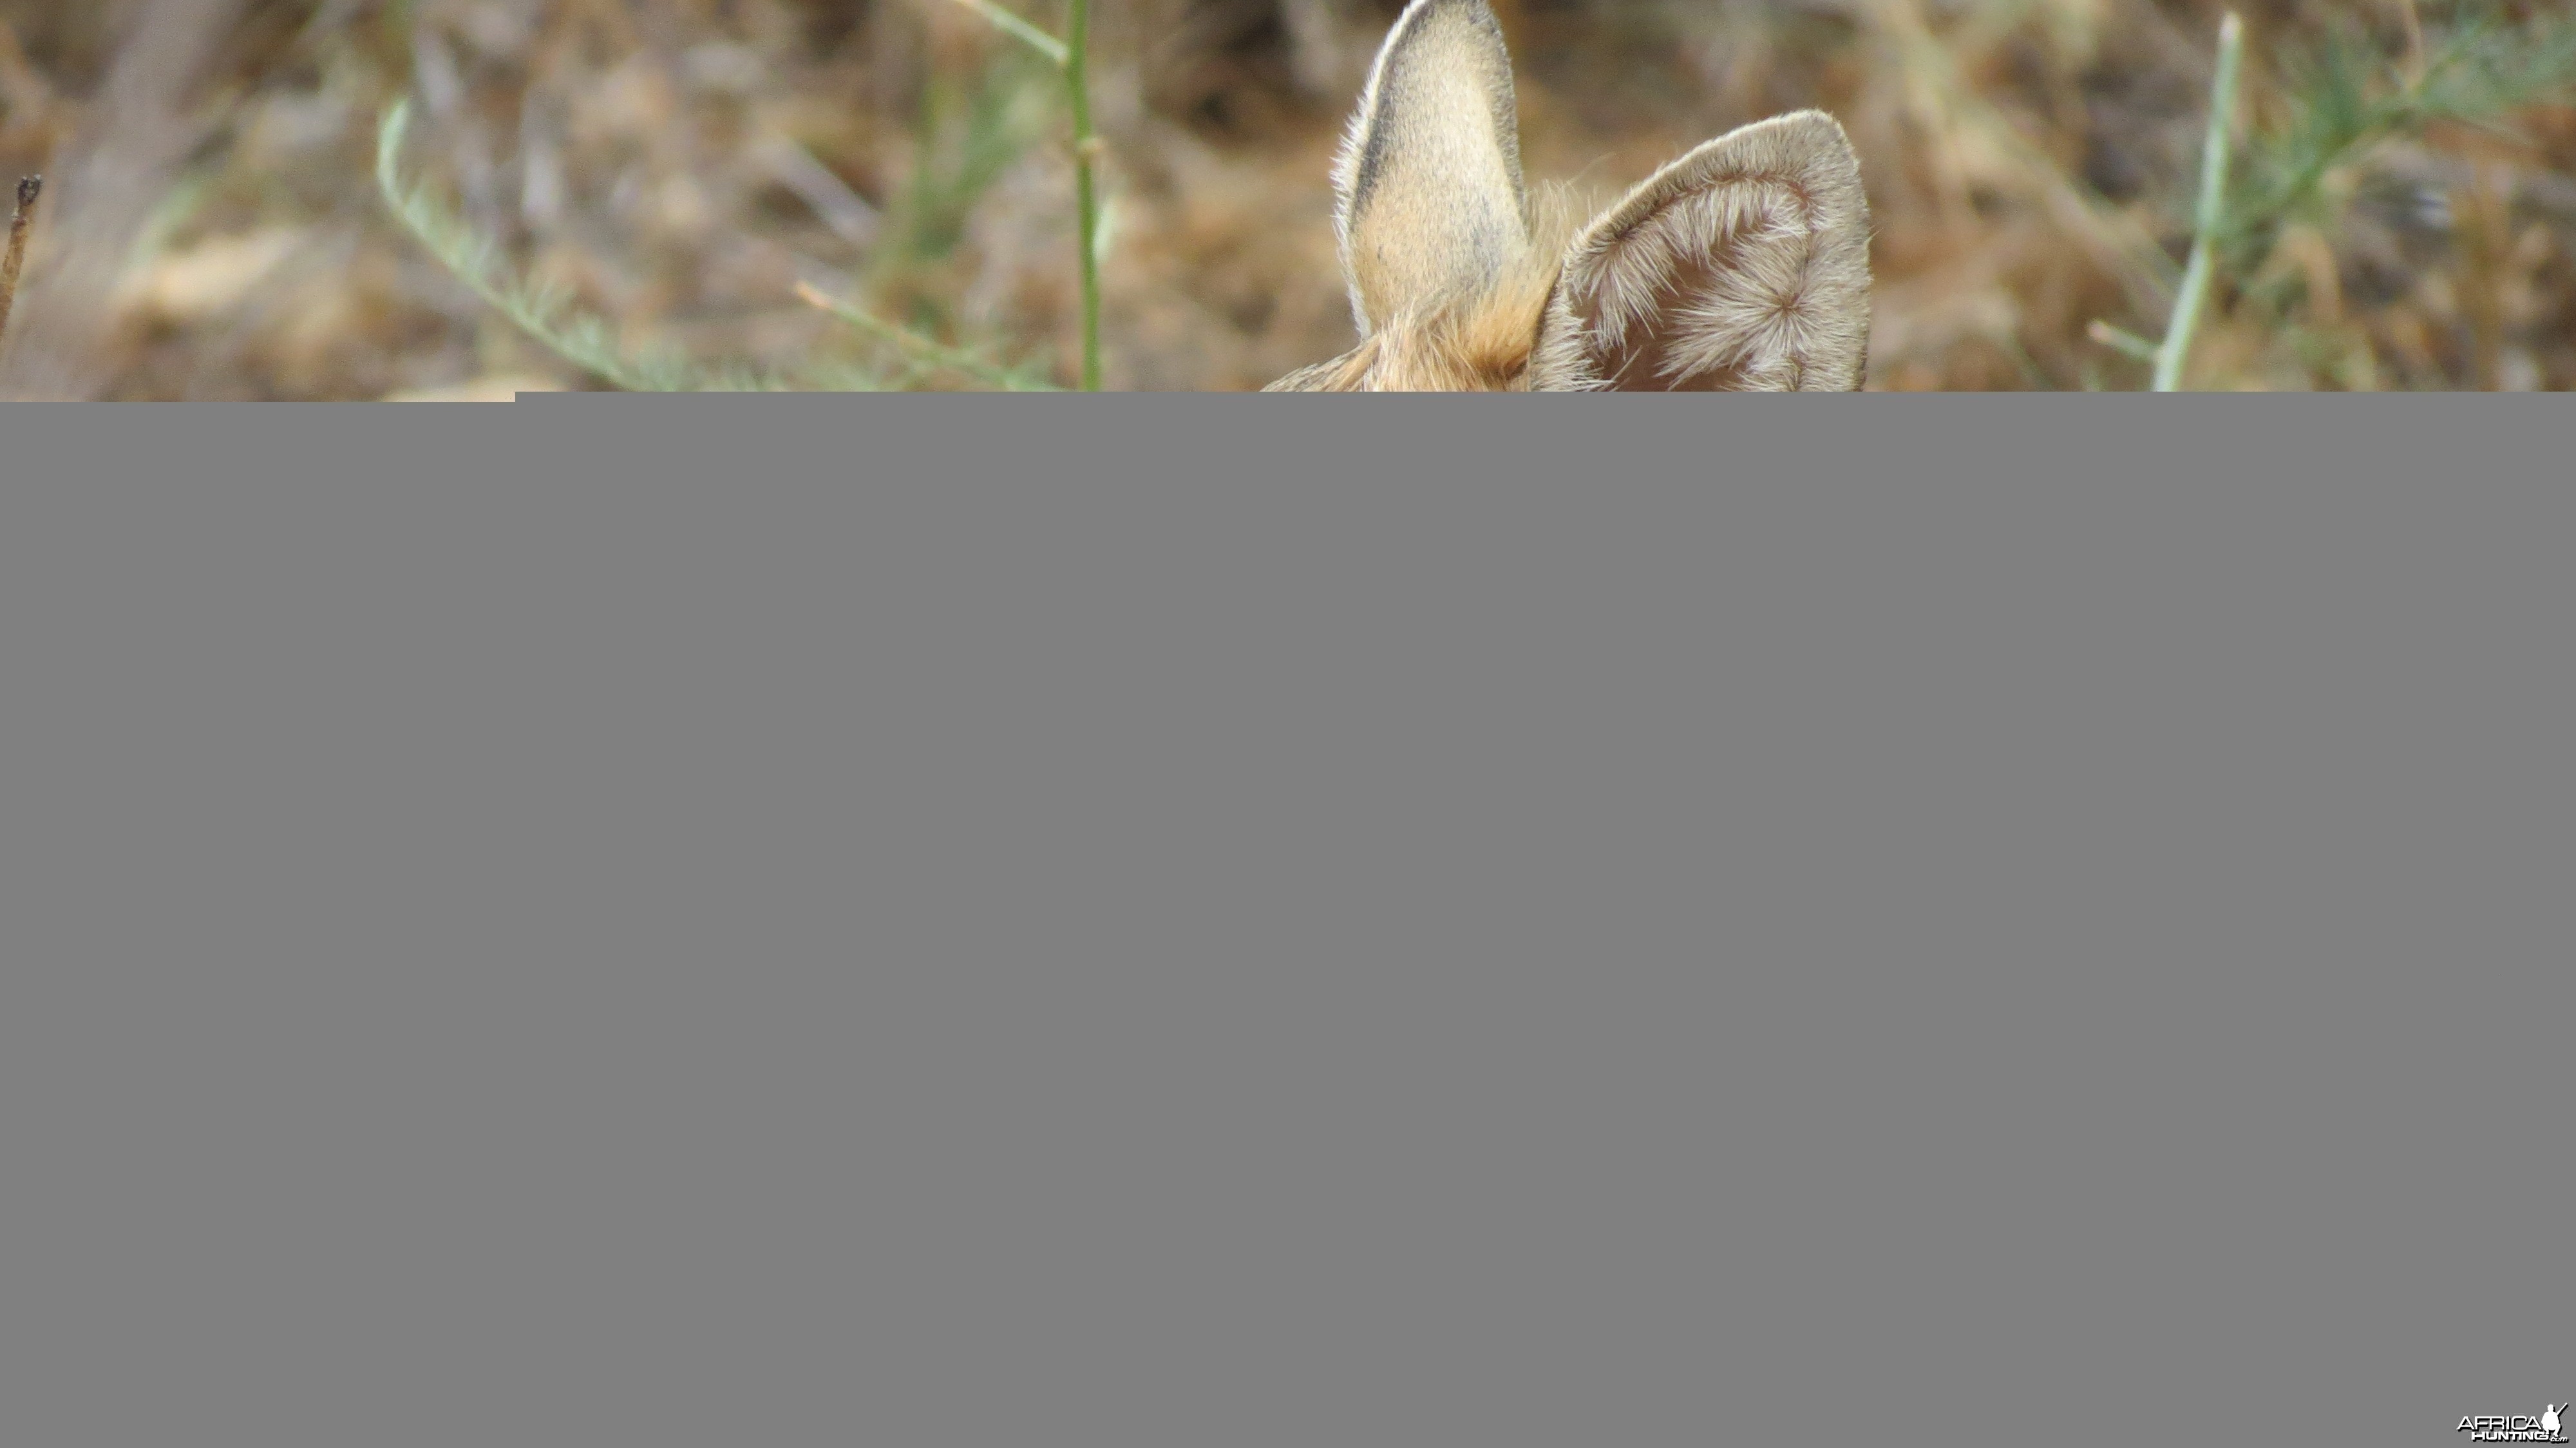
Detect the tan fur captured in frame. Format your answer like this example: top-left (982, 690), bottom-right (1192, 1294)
top-left (1266, 0), bottom-right (1873, 393)
top-left (1271, 201), bottom-right (1564, 392)
top-left (1332, 0), bottom-right (1529, 338)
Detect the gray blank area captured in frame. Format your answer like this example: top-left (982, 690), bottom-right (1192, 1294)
top-left (0, 397), bottom-right (2566, 1448)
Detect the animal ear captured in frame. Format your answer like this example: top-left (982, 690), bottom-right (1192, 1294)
top-left (1332, 0), bottom-right (1532, 336)
top-left (1528, 110), bottom-right (1873, 391)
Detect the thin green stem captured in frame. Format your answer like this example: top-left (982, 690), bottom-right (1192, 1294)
top-left (935, 0), bottom-right (1102, 390)
top-left (380, 101), bottom-right (855, 392)
top-left (794, 281), bottom-right (1061, 390)
top-left (946, 0), bottom-right (1069, 66)
top-left (2154, 11), bottom-right (2246, 392)
top-left (2087, 320), bottom-right (2163, 366)
top-left (379, 101), bottom-right (683, 390)
top-left (1065, 0), bottom-right (1102, 391)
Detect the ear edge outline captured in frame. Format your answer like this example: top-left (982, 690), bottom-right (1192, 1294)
top-left (1531, 108), bottom-right (1873, 392)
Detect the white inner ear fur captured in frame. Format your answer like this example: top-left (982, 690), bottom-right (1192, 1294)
top-left (1531, 110), bottom-right (1872, 392)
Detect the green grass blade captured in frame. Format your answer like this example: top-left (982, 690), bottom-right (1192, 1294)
top-left (944, 0), bottom-right (1069, 67)
top-left (2154, 12), bottom-right (2245, 392)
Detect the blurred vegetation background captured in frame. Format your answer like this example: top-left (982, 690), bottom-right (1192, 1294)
top-left (0, 0), bottom-right (2569, 395)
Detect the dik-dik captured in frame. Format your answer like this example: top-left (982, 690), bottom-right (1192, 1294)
top-left (1267, 0), bottom-right (1873, 391)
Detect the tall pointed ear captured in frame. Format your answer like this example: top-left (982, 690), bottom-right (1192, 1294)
top-left (1332, 0), bottom-right (1532, 336)
top-left (1528, 110), bottom-right (1873, 391)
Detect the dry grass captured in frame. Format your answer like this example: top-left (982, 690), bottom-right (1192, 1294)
top-left (0, 0), bottom-right (2568, 395)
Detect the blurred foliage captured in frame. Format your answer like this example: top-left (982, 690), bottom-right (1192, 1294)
top-left (377, 96), bottom-right (861, 388)
top-left (0, 0), bottom-right (2568, 395)
top-left (2229, 0), bottom-right (2576, 286)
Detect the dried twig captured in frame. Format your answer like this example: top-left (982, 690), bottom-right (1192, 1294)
top-left (0, 0), bottom-right (248, 399)
top-left (0, 175), bottom-right (39, 352)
